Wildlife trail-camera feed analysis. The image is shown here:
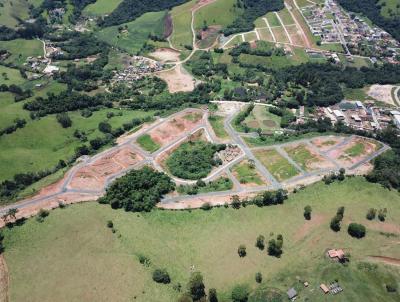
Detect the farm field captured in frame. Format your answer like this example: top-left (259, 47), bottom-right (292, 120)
top-left (0, 66), bottom-right (26, 86)
top-left (253, 148), bottom-right (299, 181)
top-left (0, 39), bottom-right (44, 67)
top-left (96, 11), bottom-right (166, 54)
top-left (271, 26), bottom-right (290, 43)
top-left (170, 0), bottom-right (197, 51)
top-left (378, 0), bottom-right (400, 18)
top-left (244, 105), bottom-right (281, 133)
top-left (2, 177), bottom-right (400, 301)
top-left (194, 0), bottom-right (242, 29)
top-left (83, 0), bottom-right (123, 16)
top-left (0, 0), bottom-right (30, 27)
top-left (0, 106), bottom-right (155, 182)
top-left (277, 8), bottom-right (295, 25)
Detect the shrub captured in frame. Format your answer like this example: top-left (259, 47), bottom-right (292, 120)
top-left (138, 254), bottom-right (151, 267)
top-left (200, 202), bottom-right (212, 211)
top-left (188, 272), bottom-right (206, 301)
top-left (255, 235), bottom-right (265, 250)
top-left (348, 223), bottom-right (366, 238)
top-left (231, 195), bottom-right (241, 209)
top-left (386, 283), bottom-right (397, 293)
top-left (98, 121), bottom-right (112, 133)
top-left (366, 208), bottom-right (376, 220)
top-left (330, 215), bottom-right (342, 232)
top-left (152, 268), bottom-right (171, 284)
top-left (231, 284), bottom-right (249, 302)
top-left (106, 220), bottom-right (113, 228)
top-left (378, 208), bottom-right (387, 221)
top-left (36, 209), bottom-right (49, 223)
top-left (304, 205), bottom-right (312, 220)
top-left (268, 235), bottom-right (283, 257)
top-left (56, 113), bottom-right (72, 128)
top-left (238, 244), bottom-right (247, 257)
top-left (209, 288), bottom-right (218, 302)
top-left (255, 272), bottom-right (262, 283)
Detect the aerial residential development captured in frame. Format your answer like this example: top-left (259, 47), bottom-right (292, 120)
top-left (0, 0), bottom-right (399, 301)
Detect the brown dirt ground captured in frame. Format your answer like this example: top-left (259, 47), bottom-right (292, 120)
top-left (284, 143), bottom-right (336, 171)
top-left (149, 48), bottom-right (181, 63)
top-left (368, 85), bottom-right (397, 106)
top-left (294, 214), bottom-right (327, 242)
top-left (192, 0), bottom-right (217, 11)
top-left (156, 65), bottom-right (195, 93)
top-left (68, 146), bottom-right (142, 191)
top-left (148, 110), bottom-right (204, 147)
top-left (328, 137), bottom-right (380, 167)
top-left (368, 256), bottom-right (400, 267)
top-left (311, 136), bottom-right (344, 152)
top-left (0, 255), bottom-right (8, 302)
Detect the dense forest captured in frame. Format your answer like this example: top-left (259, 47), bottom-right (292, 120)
top-left (223, 0), bottom-right (284, 36)
top-left (98, 167), bottom-right (175, 212)
top-left (338, 0), bottom-right (400, 41)
top-left (100, 0), bottom-right (190, 27)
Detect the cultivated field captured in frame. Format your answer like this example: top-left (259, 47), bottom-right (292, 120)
top-left (83, 0), bottom-right (123, 15)
top-left (2, 178), bottom-right (400, 301)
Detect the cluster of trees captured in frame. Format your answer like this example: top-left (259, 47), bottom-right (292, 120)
top-left (152, 268), bottom-right (171, 284)
top-left (229, 42), bottom-right (285, 58)
top-left (338, 0), bottom-right (400, 41)
top-left (230, 189), bottom-right (287, 209)
top-left (348, 223), bottom-right (366, 238)
top-left (274, 63), bottom-right (400, 107)
top-left (177, 272), bottom-right (213, 302)
top-left (0, 83), bottom-right (33, 102)
top-left (323, 168), bottom-right (346, 184)
top-left (177, 177), bottom-right (232, 195)
top-left (100, 0), bottom-right (190, 27)
top-left (188, 51), bottom-right (228, 78)
top-left (366, 207), bottom-right (387, 221)
top-left (223, 0), bottom-right (284, 36)
top-left (0, 118), bottom-right (27, 137)
top-left (56, 113), bottom-right (72, 128)
top-left (166, 141), bottom-right (226, 180)
top-left (268, 234), bottom-right (284, 257)
top-left (268, 106), bottom-right (295, 128)
top-left (233, 103), bottom-right (254, 130)
top-left (98, 167), bottom-right (175, 212)
top-left (0, 18), bottom-right (46, 41)
top-left (330, 206), bottom-right (345, 232)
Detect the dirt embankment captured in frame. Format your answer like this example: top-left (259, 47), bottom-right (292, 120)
top-left (0, 255), bottom-right (9, 302)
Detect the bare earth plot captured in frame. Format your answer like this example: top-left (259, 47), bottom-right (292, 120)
top-left (149, 48), bottom-right (181, 63)
top-left (156, 65), bottom-right (195, 93)
top-left (231, 159), bottom-right (269, 187)
top-left (368, 84), bottom-right (398, 106)
top-left (311, 136), bottom-right (344, 152)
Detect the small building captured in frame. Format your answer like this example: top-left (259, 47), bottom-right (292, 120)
top-left (393, 115), bottom-right (400, 129)
top-left (355, 101), bottom-right (363, 108)
top-left (328, 249), bottom-right (345, 260)
top-left (320, 283), bottom-right (329, 294)
top-left (333, 110), bottom-right (345, 120)
top-left (351, 114), bottom-right (361, 122)
top-left (287, 288), bottom-right (297, 300)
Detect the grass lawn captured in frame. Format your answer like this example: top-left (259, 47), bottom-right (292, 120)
top-left (253, 148), bottom-right (299, 181)
top-left (170, 0), bottom-right (197, 51)
top-left (244, 105), bottom-right (281, 132)
top-left (266, 12), bottom-right (281, 27)
top-left (137, 134), bottom-right (160, 153)
top-left (379, 0), bottom-right (400, 18)
top-left (208, 115), bottom-right (229, 139)
top-left (96, 11), bottom-right (166, 54)
top-left (223, 35), bottom-right (243, 48)
top-left (0, 39), bottom-right (44, 67)
top-left (344, 142), bottom-right (365, 157)
top-left (231, 160), bottom-right (264, 185)
top-left (83, 0), bottom-right (123, 16)
top-left (284, 143), bottom-right (320, 171)
top-left (0, 65), bottom-right (26, 85)
top-left (277, 7), bottom-right (295, 25)
top-left (343, 87), bottom-right (370, 101)
top-left (194, 0), bottom-right (242, 29)
top-left (0, 0), bottom-right (30, 27)
top-left (0, 106), bottom-right (155, 182)
top-left (3, 177), bottom-right (400, 301)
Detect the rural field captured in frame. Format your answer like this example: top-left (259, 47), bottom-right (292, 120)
top-left (2, 177), bottom-right (400, 301)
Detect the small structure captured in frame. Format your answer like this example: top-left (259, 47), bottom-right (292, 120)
top-left (287, 288), bottom-right (297, 300)
top-left (333, 109), bottom-right (345, 120)
top-left (304, 281), bottom-right (309, 287)
top-left (328, 249), bottom-right (345, 261)
top-left (320, 283), bottom-right (329, 294)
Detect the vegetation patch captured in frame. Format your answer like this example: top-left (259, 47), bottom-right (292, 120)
top-left (98, 166), bottom-right (174, 212)
top-left (254, 148), bottom-right (299, 181)
top-left (166, 141), bottom-right (226, 180)
top-left (177, 177), bottom-right (233, 195)
top-left (284, 144), bottom-right (321, 171)
top-left (208, 115), bottom-right (228, 139)
top-left (137, 134), bottom-right (160, 153)
top-left (232, 160), bottom-right (265, 186)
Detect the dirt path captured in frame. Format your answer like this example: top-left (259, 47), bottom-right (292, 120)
top-left (368, 256), bottom-right (400, 267)
top-left (0, 255), bottom-right (9, 302)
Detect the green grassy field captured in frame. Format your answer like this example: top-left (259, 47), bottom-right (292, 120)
top-left (284, 143), bottom-right (320, 171)
top-left (266, 12), bottom-right (281, 27)
top-left (0, 39), bottom-right (44, 67)
top-left (379, 0), bottom-right (400, 18)
top-left (0, 65), bottom-right (26, 85)
top-left (0, 0), bottom-right (30, 27)
top-left (231, 160), bottom-right (265, 185)
top-left (244, 105), bottom-right (281, 132)
top-left (208, 115), bottom-right (229, 139)
top-left (137, 134), bottom-right (160, 153)
top-left (0, 98), bottom-right (155, 182)
top-left (194, 0), bottom-right (242, 30)
top-left (253, 148), bottom-right (299, 181)
top-left (2, 177), bottom-right (400, 301)
top-left (96, 11), bottom-right (166, 54)
top-left (344, 142), bottom-right (366, 157)
top-left (170, 0), bottom-right (196, 50)
top-left (277, 7), bottom-right (295, 25)
top-left (83, 0), bottom-right (123, 16)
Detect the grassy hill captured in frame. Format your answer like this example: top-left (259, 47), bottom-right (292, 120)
top-left (83, 0), bottom-right (123, 16)
top-left (2, 177), bottom-right (400, 301)
top-left (0, 0), bottom-right (30, 27)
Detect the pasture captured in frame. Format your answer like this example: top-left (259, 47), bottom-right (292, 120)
top-left (194, 0), bottom-right (242, 30)
top-left (231, 159), bottom-right (265, 186)
top-left (0, 39), bottom-right (44, 67)
top-left (244, 105), bottom-right (281, 133)
top-left (2, 177), bottom-right (400, 301)
top-left (137, 134), bottom-right (161, 153)
top-left (0, 0), bottom-right (30, 27)
top-left (83, 0), bottom-right (123, 16)
top-left (208, 115), bottom-right (229, 139)
top-left (170, 0), bottom-right (196, 51)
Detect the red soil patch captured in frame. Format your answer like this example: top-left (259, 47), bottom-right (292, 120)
top-left (192, 0), bottom-right (217, 11)
top-left (164, 14), bottom-right (173, 38)
top-left (68, 146), bottom-right (142, 191)
top-left (311, 136), bottom-right (344, 152)
top-left (148, 110), bottom-right (204, 147)
top-left (368, 256), bottom-right (400, 266)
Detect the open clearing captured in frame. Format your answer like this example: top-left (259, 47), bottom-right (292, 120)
top-left (368, 85), bottom-right (399, 106)
top-left (231, 159), bottom-right (267, 186)
top-left (0, 39), bottom-right (44, 67)
top-left (149, 48), bottom-right (181, 63)
top-left (244, 105), bottom-right (281, 133)
top-left (208, 115), bottom-right (229, 139)
top-left (137, 134), bottom-right (161, 153)
top-left (284, 143), bottom-right (336, 171)
top-left (156, 65), bottom-right (195, 93)
top-left (253, 148), bottom-right (299, 181)
top-left (84, 0), bottom-right (123, 15)
top-left (2, 178), bottom-right (400, 302)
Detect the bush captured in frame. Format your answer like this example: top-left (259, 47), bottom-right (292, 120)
top-left (231, 284), bottom-right (250, 302)
top-left (348, 223), bottom-right (366, 238)
top-left (188, 272), bottom-right (206, 301)
top-left (231, 195), bottom-right (241, 209)
top-left (152, 268), bottom-right (171, 284)
top-left (268, 235), bottom-right (283, 257)
top-left (36, 209), bottom-right (49, 223)
top-left (106, 220), bottom-right (113, 228)
top-left (255, 272), bottom-right (262, 283)
top-left (98, 121), bottom-right (112, 133)
top-left (378, 208), bottom-right (387, 222)
top-left (238, 244), bottom-right (247, 257)
top-left (56, 113), bottom-right (72, 128)
top-left (255, 235), bottom-right (265, 250)
top-left (386, 283), bottom-right (397, 293)
top-left (304, 205), bottom-right (312, 220)
top-left (330, 215), bottom-right (342, 232)
top-left (200, 202), bottom-right (212, 211)
top-left (138, 254), bottom-right (151, 266)
top-left (209, 288), bottom-right (218, 302)
top-left (366, 208), bottom-right (376, 220)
